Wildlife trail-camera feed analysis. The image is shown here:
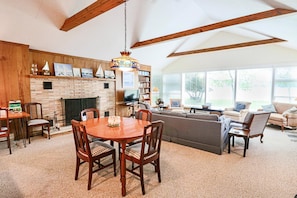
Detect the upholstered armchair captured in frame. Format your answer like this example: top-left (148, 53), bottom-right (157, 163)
top-left (223, 101), bottom-right (251, 122)
top-left (259, 102), bottom-right (297, 131)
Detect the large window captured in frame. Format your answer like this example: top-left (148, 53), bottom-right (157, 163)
top-left (206, 70), bottom-right (235, 109)
top-left (236, 68), bottom-right (273, 110)
top-left (163, 73), bottom-right (182, 105)
top-left (158, 66), bottom-right (297, 109)
top-left (274, 67), bottom-right (297, 103)
top-left (182, 72), bottom-right (205, 106)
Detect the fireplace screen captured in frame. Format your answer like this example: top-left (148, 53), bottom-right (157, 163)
top-left (63, 97), bottom-right (97, 125)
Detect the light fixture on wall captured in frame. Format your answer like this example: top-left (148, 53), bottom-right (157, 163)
top-left (110, 0), bottom-right (139, 72)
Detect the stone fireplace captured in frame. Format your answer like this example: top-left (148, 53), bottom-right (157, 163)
top-left (29, 76), bottom-right (116, 128)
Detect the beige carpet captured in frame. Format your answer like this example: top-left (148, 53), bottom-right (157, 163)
top-left (0, 126), bottom-right (297, 198)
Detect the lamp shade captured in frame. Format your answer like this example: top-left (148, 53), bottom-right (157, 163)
top-left (111, 51), bottom-right (139, 71)
top-left (110, 1), bottom-right (139, 71)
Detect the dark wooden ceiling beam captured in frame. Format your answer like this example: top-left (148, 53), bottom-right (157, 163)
top-left (60, 0), bottom-right (124, 31)
top-left (131, 8), bottom-right (295, 48)
top-left (167, 38), bottom-right (286, 57)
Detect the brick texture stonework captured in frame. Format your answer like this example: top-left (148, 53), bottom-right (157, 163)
top-left (30, 77), bottom-right (115, 127)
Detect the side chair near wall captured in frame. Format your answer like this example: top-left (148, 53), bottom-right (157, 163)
top-left (123, 120), bottom-right (164, 195)
top-left (71, 120), bottom-right (116, 190)
top-left (24, 102), bottom-right (50, 143)
top-left (228, 112), bottom-right (270, 157)
top-left (80, 108), bottom-right (114, 146)
top-left (0, 107), bottom-right (12, 154)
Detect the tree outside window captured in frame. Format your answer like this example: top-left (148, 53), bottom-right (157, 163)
top-left (183, 72), bottom-right (205, 106)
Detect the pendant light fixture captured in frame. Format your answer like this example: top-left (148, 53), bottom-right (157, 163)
top-left (110, 0), bottom-right (139, 71)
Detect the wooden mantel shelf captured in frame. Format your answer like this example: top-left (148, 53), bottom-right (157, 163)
top-left (28, 74), bottom-right (116, 81)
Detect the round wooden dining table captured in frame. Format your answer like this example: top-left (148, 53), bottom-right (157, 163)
top-left (80, 117), bottom-right (150, 196)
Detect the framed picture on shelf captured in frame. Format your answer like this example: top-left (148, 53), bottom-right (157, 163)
top-left (54, 63), bottom-right (73, 76)
top-left (104, 70), bottom-right (115, 79)
top-left (122, 71), bottom-right (134, 88)
top-left (72, 68), bottom-right (81, 77)
top-left (81, 68), bottom-right (93, 78)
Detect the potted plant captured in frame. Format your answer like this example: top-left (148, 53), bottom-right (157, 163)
top-left (156, 98), bottom-right (164, 108)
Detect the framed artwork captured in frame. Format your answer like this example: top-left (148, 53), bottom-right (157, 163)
top-left (104, 70), bottom-right (115, 79)
top-left (72, 68), bottom-right (81, 77)
top-left (122, 71), bottom-right (134, 88)
top-left (54, 63), bottom-right (73, 76)
top-left (170, 99), bottom-right (182, 107)
top-left (81, 68), bottom-right (93, 78)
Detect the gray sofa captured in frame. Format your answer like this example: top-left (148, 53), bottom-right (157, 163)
top-left (151, 110), bottom-right (231, 155)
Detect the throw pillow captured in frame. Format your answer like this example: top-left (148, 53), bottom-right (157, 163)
top-left (234, 102), bottom-right (246, 112)
top-left (283, 106), bottom-right (297, 115)
top-left (262, 104), bottom-right (277, 113)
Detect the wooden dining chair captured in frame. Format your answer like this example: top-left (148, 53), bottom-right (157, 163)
top-left (123, 120), bottom-right (164, 195)
top-left (228, 112), bottom-right (270, 157)
top-left (135, 109), bottom-right (152, 122)
top-left (80, 108), bottom-right (100, 122)
top-left (118, 109), bottom-right (153, 159)
top-left (24, 102), bottom-right (50, 143)
top-left (80, 108), bottom-right (114, 146)
top-left (71, 119), bottom-right (116, 190)
top-left (130, 109), bottom-right (152, 145)
top-left (0, 107), bottom-right (12, 154)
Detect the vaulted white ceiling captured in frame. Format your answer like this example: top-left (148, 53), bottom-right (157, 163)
top-left (1, 0), bottom-right (297, 74)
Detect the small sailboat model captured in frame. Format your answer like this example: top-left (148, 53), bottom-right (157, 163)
top-left (95, 64), bottom-right (104, 78)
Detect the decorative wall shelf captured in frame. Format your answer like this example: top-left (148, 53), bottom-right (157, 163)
top-left (28, 74), bottom-right (116, 81)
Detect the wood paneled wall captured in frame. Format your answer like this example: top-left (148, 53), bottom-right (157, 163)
top-left (0, 40), bottom-right (151, 118)
top-left (0, 41), bottom-right (30, 107)
top-left (29, 49), bottom-right (111, 76)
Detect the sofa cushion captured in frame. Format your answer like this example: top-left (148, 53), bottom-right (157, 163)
top-left (186, 113), bottom-right (218, 121)
top-left (138, 102), bottom-right (151, 110)
top-left (269, 113), bottom-right (286, 122)
top-left (283, 106), bottom-right (297, 115)
top-left (262, 104), bottom-right (277, 113)
top-left (151, 109), bottom-right (161, 114)
top-left (223, 110), bottom-right (240, 117)
top-left (160, 110), bottom-right (187, 117)
top-left (273, 102), bottom-right (297, 114)
top-left (234, 102), bottom-right (246, 112)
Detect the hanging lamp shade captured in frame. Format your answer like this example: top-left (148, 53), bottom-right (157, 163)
top-left (111, 51), bottom-right (139, 71)
top-left (110, 1), bottom-right (139, 71)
